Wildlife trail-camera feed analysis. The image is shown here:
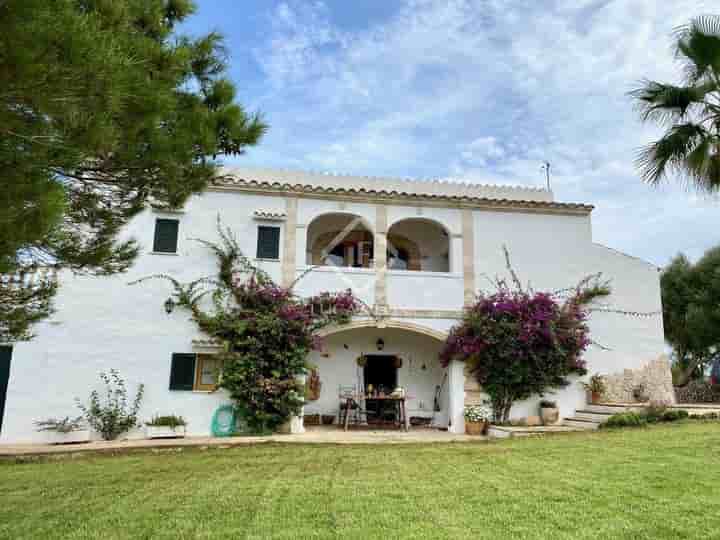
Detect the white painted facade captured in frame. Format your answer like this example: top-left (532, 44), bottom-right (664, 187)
top-left (0, 168), bottom-right (665, 443)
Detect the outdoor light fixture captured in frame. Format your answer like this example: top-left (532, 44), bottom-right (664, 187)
top-left (164, 297), bottom-right (175, 314)
top-left (376, 338), bottom-right (385, 351)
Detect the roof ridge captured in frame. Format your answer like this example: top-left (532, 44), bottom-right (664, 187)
top-left (219, 166), bottom-right (553, 200)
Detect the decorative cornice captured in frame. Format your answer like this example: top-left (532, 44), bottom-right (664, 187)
top-left (253, 209), bottom-right (287, 221)
top-left (210, 174), bottom-right (593, 215)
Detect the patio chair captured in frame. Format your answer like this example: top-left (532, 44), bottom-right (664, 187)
top-left (338, 385), bottom-right (368, 429)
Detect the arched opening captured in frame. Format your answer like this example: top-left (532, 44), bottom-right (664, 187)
top-left (306, 213), bottom-right (374, 268)
top-left (307, 323), bottom-right (451, 429)
top-left (387, 218), bottom-right (450, 272)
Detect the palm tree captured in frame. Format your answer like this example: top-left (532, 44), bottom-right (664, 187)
top-left (631, 15), bottom-right (720, 193)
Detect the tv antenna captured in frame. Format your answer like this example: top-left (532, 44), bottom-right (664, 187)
top-left (541, 161), bottom-right (551, 191)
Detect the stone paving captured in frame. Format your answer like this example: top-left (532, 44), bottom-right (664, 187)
top-left (0, 427), bottom-right (484, 457)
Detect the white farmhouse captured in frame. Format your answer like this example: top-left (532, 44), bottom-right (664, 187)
top-left (0, 168), bottom-right (667, 442)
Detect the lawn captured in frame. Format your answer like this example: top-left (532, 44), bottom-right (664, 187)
top-left (1, 423), bottom-right (719, 540)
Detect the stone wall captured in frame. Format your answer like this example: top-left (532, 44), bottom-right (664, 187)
top-left (601, 355), bottom-right (675, 404)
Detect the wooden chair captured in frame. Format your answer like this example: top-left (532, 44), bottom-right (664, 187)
top-left (338, 385), bottom-right (367, 430)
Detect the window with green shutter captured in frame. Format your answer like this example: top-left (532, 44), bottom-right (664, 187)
top-left (169, 353), bottom-right (196, 391)
top-left (153, 219), bottom-right (179, 253)
top-left (256, 226), bottom-right (280, 259)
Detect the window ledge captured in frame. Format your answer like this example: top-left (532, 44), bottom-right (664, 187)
top-left (297, 265), bottom-right (375, 275)
top-left (254, 258), bottom-right (281, 263)
top-left (150, 251), bottom-right (180, 256)
top-left (386, 269), bottom-right (461, 279)
top-left (151, 206), bottom-right (185, 215)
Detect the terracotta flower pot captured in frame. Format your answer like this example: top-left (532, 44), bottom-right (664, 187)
top-left (465, 420), bottom-right (488, 436)
top-left (540, 407), bottom-right (559, 425)
top-left (590, 391), bottom-right (601, 404)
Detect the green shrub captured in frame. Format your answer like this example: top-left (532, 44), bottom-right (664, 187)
top-left (603, 408), bottom-right (692, 429)
top-left (661, 409), bottom-right (689, 422)
top-left (603, 412), bottom-right (647, 428)
top-left (645, 404), bottom-right (668, 424)
top-left (76, 370), bottom-right (144, 440)
top-left (689, 412), bottom-right (719, 420)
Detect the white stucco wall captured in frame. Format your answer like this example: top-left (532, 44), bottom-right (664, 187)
top-left (0, 188), bottom-right (666, 442)
top-left (472, 210), bottom-right (664, 420)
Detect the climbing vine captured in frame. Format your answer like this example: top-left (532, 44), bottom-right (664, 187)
top-left (135, 222), bottom-right (359, 433)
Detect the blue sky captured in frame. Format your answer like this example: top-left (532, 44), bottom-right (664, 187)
top-left (181, 0), bottom-right (718, 266)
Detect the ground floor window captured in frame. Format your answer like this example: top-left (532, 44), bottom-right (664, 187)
top-left (195, 354), bottom-right (221, 391)
top-left (169, 353), bottom-right (221, 392)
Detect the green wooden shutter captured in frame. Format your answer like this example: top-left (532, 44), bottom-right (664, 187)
top-left (153, 219), bottom-right (179, 253)
top-left (0, 346), bottom-right (12, 434)
top-left (256, 226), bottom-right (280, 259)
top-left (169, 353), bottom-right (196, 391)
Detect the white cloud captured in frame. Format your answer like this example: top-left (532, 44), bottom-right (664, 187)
top-left (240, 0), bottom-right (718, 266)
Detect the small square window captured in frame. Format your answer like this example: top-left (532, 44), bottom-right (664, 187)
top-left (256, 226), bottom-right (280, 259)
top-left (194, 354), bottom-right (221, 391)
top-left (153, 219), bottom-right (179, 253)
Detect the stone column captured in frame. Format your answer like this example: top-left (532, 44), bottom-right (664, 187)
top-left (281, 197), bottom-right (298, 288)
top-left (447, 360), bottom-right (466, 434)
top-left (374, 204), bottom-right (388, 309)
top-left (462, 208), bottom-right (476, 306)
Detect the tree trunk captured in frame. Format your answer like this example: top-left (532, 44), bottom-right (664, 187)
top-left (674, 354), bottom-right (704, 387)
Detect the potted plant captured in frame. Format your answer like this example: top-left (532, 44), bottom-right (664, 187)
top-left (464, 404), bottom-right (490, 435)
top-left (583, 374), bottom-right (607, 404)
top-left (539, 400), bottom-right (559, 425)
top-left (321, 414), bottom-right (335, 425)
top-left (144, 415), bottom-right (187, 439)
top-left (34, 416), bottom-right (91, 444)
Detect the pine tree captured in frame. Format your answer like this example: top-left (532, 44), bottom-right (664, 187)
top-left (0, 0), bottom-right (267, 340)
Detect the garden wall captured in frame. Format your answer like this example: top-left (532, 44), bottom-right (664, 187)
top-left (601, 355), bottom-right (675, 404)
top-left (674, 380), bottom-right (720, 403)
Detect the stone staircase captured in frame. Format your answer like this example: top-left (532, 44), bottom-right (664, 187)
top-left (562, 403), bottom-right (645, 430)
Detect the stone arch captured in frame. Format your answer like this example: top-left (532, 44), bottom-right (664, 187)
top-left (306, 212), bottom-right (374, 267)
top-left (315, 319), bottom-right (448, 343)
top-left (387, 218), bottom-right (450, 272)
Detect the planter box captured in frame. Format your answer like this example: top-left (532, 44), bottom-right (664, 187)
top-left (144, 425), bottom-right (186, 439)
top-left (43, 430), bottom-right (91, 445)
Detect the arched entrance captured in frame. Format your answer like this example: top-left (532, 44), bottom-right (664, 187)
top-left (299, 320), bottom-right (465, 433)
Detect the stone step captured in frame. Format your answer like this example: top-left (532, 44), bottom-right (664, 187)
top-left (573, 411), bottom-right (613, 423)
top-left (488, 425), bottom-right (589, 438)
top-left (562, 417), bottom-right (600, 430)
top-left (582, 403), bottom-right (645, 414)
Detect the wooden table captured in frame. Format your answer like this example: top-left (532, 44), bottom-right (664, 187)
top-left (341, 394), bottom-right (409, 432)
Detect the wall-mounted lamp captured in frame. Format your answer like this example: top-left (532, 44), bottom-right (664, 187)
top-left (164, 297), bottom-right (176, 314)
top-left (376, 338), bottom-right (385, 351)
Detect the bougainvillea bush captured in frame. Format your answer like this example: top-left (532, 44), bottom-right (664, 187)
top-left (440, 252), bottom-right (610, 424)
top-left (136, 223), bottom-right (359, 433)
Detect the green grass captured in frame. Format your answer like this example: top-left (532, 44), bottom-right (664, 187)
top-left (2, 422), bottom-right (720, 539)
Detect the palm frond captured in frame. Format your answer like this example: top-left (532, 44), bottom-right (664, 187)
top-left (673, 15), bottom-right (720, 83)
top-left (635, 123), bottom-right (709, 185)
top-left (629, 80), bottom-right (712, 124)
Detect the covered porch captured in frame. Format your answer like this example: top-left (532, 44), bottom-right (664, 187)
top-left (301, 320), bottom-right (466, 434)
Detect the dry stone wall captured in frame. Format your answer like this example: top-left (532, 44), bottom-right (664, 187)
top-left (601, 355), bottom-right (675, 404)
